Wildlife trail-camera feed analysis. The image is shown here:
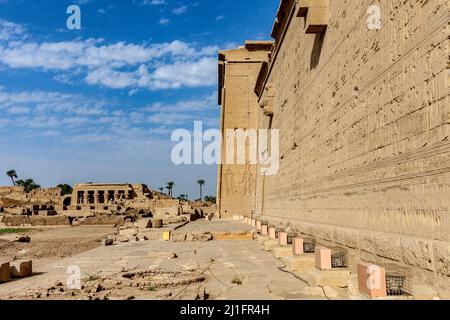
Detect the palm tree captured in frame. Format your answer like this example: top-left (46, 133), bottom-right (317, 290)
top-left (166, 181), bottom-right (175, 198)
top-left (57, 184), bottom-right (73, 196)
top-left (6, 170), bottom-right (18, 186)
top-left (158, 187), bottom-right (164, 195)
top-left (16, 179), bottom-right (41, 193)
top-left (197, 179), bottom-right (205, 201)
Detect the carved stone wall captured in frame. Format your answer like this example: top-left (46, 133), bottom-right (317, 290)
top-left (222, 0), bottom-right (450, 294)
top-left (217, 42), bottom-right (273, 218)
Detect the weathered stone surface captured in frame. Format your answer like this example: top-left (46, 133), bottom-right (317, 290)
top-left (217, 0), bottom-right (450, 292)
top-left (0, 259), bottom-right (11, 283)
top-left (434, 242), bottom-right (450, 277)
top-left (137, 218), bottom-right (152, 229)
top-left (119, 228), bottom-right (138, 237)
top-left (83, 215), bottom-right (125, 226)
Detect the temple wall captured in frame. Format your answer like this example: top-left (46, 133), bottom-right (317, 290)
top-left (253, 0), bottom-right (449, 293)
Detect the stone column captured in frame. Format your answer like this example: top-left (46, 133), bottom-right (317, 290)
top-left (94, 191), bottom-right (99, 205)
top-left (84, 191), bottom-right (89, 205)
top-left (114, 191), bottom-right (119, 202)
top-left (104, 191), bottom-right (109, 204)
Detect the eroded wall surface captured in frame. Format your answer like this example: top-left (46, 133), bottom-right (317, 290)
top-left (252, 0), bottom-right (449, 292)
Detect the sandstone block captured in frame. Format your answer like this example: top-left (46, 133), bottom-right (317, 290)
top-left (10, 260), bottom-right (33, 278)
top-left (0, 259), bottom-right (11, 283)
top-left (137, 218), bottom-right (152, 229)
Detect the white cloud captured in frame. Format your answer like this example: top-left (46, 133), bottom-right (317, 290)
top-left (159, 18), bottom-right (170, 25)
top-left (0, 18), bottom-right (26, 41)
top-left (0, 19), bottom-right (219, 92)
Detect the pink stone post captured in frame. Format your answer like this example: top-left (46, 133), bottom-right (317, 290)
top-left (293, 238), bottom-right (304, 255)
top-left (256, 220), bottom-right (262, 231)
top-left (262, 225), bottom-right (268, 236)
top-left (269, 227), bottom-right (276, 239)
top-left (357, 263), bottom-right (387, 298)
top-left (279, 232), bottom-right (288, 246)
top-left (315, 246), bottom-right (332, 270)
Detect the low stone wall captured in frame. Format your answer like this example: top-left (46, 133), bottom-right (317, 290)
top-left (262, 215), bottom-right (450, 297)
top-left (82, 215), bottom-right (126, 226)
top-left (1, 215), bottom-right (70, 226)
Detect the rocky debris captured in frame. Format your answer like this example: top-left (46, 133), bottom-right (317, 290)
top-left (186, 232), bottom-right (213, 242)
top-left (4, 268), bottom-right (206, 300)
top-left (117, 236), bottom-right (130, 243)
top-left (15, 235), bottom-right (31, 243)
top-left (205, 213), bottom-right (214, 221)
top-left (148, 251), bottom-right (178, 260)
top-left (102, 238), bottom-right (114, 246)
top-left (119, 228), bottom-right (138, 237)
top-left (137, 218), bottom-right (152, 229)
top-left (172, 232), bottom-right (187, 242)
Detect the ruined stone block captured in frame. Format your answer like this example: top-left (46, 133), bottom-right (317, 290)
top-left (10, 260), bottom-right (33, 278)
top-left (315, 246), bottom-right (332, 270)
top-left (137, 218), bottom-right (152, 229)
top-left (256, 220), bottom-right (262, 231)
top-left (357, 263), bottom-right (387, 298)
top-left (0, 259), bottom-right (10, 283)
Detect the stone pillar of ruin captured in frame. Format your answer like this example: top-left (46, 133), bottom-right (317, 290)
top-left (83, 191), bottom-right (89, 205)
top-left (94, 191), bottom-right (99, 205)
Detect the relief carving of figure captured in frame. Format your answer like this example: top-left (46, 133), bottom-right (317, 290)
top-left (224, 169), bottom-right (236, 196)
top-left (240, 164), bottom-right (254, 196)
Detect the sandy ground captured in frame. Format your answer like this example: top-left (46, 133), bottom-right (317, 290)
top-left (0, 221), bottom-right (345, 300)
top-left (0, 226), bottom-right (116, 268)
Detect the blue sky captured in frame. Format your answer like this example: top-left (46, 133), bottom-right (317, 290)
top-left (0, 0), bottom-right (278, 198)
